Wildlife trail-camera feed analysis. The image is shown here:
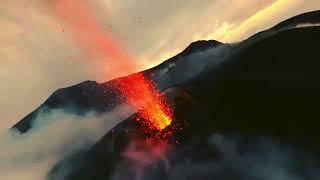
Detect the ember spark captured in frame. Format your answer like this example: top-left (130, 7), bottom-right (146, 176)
top-left (116, 74), bottom-right (172, 130)
top-left (50, 0), bottom-right (173, 130)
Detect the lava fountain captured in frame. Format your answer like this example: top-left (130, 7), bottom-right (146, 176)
top-left (49, 0), bottom-right (172, 130)
top-left (115, 73), bottom-right (172, 130)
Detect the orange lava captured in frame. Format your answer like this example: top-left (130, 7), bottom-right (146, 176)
top-left (49, 0), bottom-right (172, 130)
top-left (116, 74), bottom-right (172, 130)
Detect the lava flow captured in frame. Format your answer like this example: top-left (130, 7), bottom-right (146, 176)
top-left (50, 0), bottom-right (172, 130)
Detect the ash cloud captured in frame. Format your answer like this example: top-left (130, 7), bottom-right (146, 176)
top-left (110, 134), bottom-right (320, 180)
top-left (0, 104), bottom-right (133, 180)
top-left (152, 44), bottom-right (231, 90)
top-left (296, 23), bottom-right (320, 28)
top-left (168, 134), bottom-right (320, 180)
top-left (111, 139), bottom-right (172, 180)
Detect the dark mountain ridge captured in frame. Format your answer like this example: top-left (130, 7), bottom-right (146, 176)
top-left (273, 10), bottom-right (320, 29)
top-left (237, 10), bottom-right (320, 50)
top-left (12, 39), bottom-right (224, 133)
top-left (8, 10), bottom-right (320, 180)
top-left (53, 25), bottom-right (320, 180)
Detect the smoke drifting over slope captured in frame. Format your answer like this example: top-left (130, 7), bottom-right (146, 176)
top-left (296, 23), bottom-right (320, 28)
top-left (0, 0), bottom-right (280, 130)
top-left (151, 44), bottom-right (230, 90)
top-left (2, 8), bottom-right (320, 180)
top-left (0, 104), bottom-right (133, 180)
top-left (108, 134), bottom-right (320, 180)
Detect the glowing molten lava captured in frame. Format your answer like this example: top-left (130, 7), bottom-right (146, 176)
top-left (50, 0), bottom-right (172, 130)
top-left (116, 74), bottom-right (172, 130)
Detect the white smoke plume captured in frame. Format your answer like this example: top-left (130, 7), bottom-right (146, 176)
top-left (169, 134), bottom-right (320, 180)
top-left (236, 22), bottom-right (320, 51)
top-left (296, 23), bottom-right (320, 28)
top-left (153, 44), bottom-right (231, 90)
top-left (109, 133), bottom-right (320, 180)
top-left (111, 139), bottom-right (171, 180)
top-left (0, 104), bottom-right (133, 180)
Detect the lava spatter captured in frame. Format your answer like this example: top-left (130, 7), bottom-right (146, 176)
top-left (50, 0), bottom-right (173, 132)
top-left (115, 73), bottom-right (173, 130)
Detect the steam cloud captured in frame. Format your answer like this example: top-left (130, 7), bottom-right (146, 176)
top-left (168, 134), bottom-right (320, 180)
top-left (296, 23), bottom-right (320, 28)
top-left (0, 104), bottom-right (133, 180)
top-left (109, 134), bottom-right (320, 180)
top-left (153, 44), bottom-right (231, 90)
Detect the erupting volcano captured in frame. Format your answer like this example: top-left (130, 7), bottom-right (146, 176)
top-left (116, 73), bottom-right (173, 130)
top-left (50, 0), bottom-right (173, 131)
top-left (5, 3), bottom-right (320, 179)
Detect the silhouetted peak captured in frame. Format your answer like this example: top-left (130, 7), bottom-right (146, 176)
top-left (181, 40), bottom-right (222, 56)
top-left (273, 10), bottom-right (320, 30)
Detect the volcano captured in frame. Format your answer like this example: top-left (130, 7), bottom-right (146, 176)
top-left (11, 10), bottom-right (320, 180)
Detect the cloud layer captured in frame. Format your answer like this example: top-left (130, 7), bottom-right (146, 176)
top-left (0, 104), bottom-right (133, 180)
top-left (109, 133), bottom-right (320, 180)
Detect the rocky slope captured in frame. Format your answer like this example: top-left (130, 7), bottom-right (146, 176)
top-left (10, 10), bottom-right (320, 180)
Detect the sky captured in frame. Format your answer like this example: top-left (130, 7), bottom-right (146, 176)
top-left (1, 0), bottom-right (320, 132)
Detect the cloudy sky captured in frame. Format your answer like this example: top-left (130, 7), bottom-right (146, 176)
top-left (1, 0), bottom-right (320, 132)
